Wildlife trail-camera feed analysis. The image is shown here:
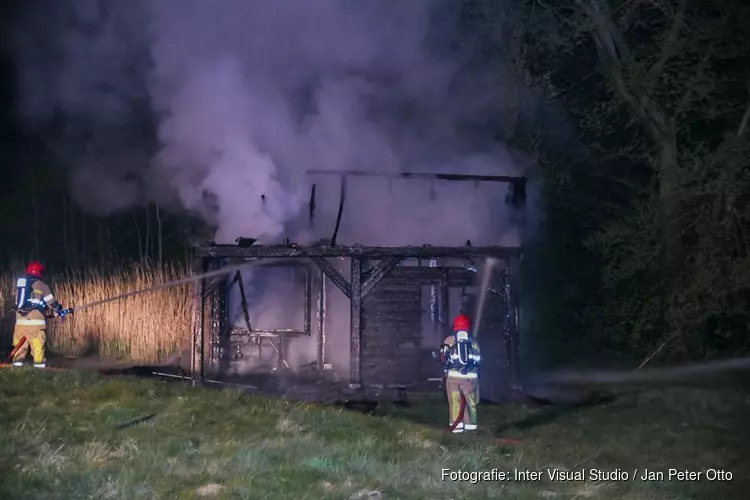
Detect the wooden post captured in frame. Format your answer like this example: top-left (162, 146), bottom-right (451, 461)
top-left (507, 255), bottom-right (522, 391)
top-left (191, 254), bottom-right (206, 387)
top-left (349, 257), bottom-right (362, 388)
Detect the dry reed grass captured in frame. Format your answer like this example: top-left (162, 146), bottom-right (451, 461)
top-left (0, 261), bottom-right (191, 364)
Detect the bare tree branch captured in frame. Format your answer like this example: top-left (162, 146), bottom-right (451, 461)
top-left (674, 12), bottom-right (731, 120)
top-left (575, 0), bottom-right (671, 145)
top-left (647, 0), bottom-right (688, 84)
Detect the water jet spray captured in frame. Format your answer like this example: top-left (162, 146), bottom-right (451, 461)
top-left (472, 257), bottom-right (498, 338)
top-left (531, 357), bottom-right (750, 389)
top-left (69, 261), bottom-right (261, 314)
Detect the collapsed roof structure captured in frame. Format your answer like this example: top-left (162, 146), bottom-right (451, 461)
top-left (189, 169), bottom-right (525, 402)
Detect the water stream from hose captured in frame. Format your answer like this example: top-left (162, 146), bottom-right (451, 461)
top-left (472, 257), bottom-right (498, 338)
top-left (70, 261), bottom-right (257, 313)
top-left (532, 357), bottom-right (750, 387)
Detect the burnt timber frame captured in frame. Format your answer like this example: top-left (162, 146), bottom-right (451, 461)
top-left (226, 261), bottom-right (313, 371)
top-left (191, 243), bottom-right (521, 390)
top-left (227, 261), bottom-right (313, 337)
top-left (191, 167), bottom-right (525, 394)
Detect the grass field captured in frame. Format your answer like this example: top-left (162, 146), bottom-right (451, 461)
top-left (0, 369), bottom-right (747, 499)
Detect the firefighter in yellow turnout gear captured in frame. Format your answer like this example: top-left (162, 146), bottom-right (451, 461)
top-left (440, 314), bottom-right (481, 433)
top-left (12, 261), bottom-right (72, 368)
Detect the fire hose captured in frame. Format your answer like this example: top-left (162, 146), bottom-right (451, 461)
top-left (446, 388), bottom-right (522, 444)
top-left (448, 391), bottom-right (467, 432)
top-left (3, 310), bottom-right (71, 366)
top-left (437, 353), bottom-right (469, 433)
top-left (5, 335), bottom-right (27, 364)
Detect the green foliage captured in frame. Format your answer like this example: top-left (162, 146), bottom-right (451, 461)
top-left (515, 0), bottom-right (750, 364)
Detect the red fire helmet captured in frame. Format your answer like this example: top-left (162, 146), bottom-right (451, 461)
top-left (452, 314), bottom-right (471, 332)
top-left (26, 261), bottom-right (46, 278)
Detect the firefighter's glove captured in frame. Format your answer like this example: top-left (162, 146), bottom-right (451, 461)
top-left (438, 344), bottom-right (451, 366)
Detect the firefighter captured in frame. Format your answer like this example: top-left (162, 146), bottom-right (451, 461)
top-left (439, 313), bottom-right (481, 433)
top-left (12, 261), bottom-right (71, 368)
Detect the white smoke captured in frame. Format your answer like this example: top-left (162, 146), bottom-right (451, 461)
top-left (12, 0), bottom-right (528, 374)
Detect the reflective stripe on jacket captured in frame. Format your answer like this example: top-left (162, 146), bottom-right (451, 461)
top-left (446, 370), bottom-right (478, 379)
top-left (16, 317), bottom-right (47, 327)
top-left (442, 333), bottom-right (481, 378)
top-left (16, 277), bottom-right (59, 325)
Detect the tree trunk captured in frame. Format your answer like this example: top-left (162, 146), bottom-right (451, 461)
top-left (657, 127), bottom-right (680, 263)
top-left (82, 218), bottom-right (87, 264)
top-left (577, 0), bottom-right (682, 268)
top-left (107, 225), bottom-right (113, 265)
top-left (156, 203), bottom-right (163, 262)
top-left (133, 212), bottom-right (143, 263)
top-left (145, 206), bottom-right (151, 263)
top-left (69, 201), bottom-right (78, 269)
top-left (62, 194), bottom-right (69, 268)
top-left (98, 220), bottom-right (105, 268)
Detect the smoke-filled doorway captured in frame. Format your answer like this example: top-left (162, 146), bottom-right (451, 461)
top-left (215, 260), bottom-right (314, 378)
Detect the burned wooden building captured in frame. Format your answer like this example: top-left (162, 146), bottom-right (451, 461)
top-left (189, 170), bottom-right (525, 402)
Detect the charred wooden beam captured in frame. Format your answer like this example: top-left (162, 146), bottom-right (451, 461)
top-left (233, 271), bottom-right (253, 332)
top-left (230, 328), bottom-right (308, 338)
top-left (195, 245), bottom-right (520, 259)
top-left (360, 256), bottom-right (402, 298)
top-left (309, 183), bottom-right (316, 227)
top-left (235, 237), bottom-right (257, 246)
top-left (250, 260), bottom-right (311, 268)
top-left (317, 268), bottom-right (327, 371)
top-left (507, 255), bottom-right (522, 390)
top-left (309, 256), bottom-right (351, 298)
top-left (217, 277), bottom-right (230, 374)
top-left (330, 175), bottom-right (346, 246)
top-left (303, 266), bottom-right (312, 336)
top-left (440, 268), bottom-right (450, 337)
top-left (350, 257), bottom-right (363, 388)
top-left (387, 266), bottom-right (477, 285)
top-left (307, 168), bottom-right (526, 186)
top-left (191, 255), bottom-right (207, 387)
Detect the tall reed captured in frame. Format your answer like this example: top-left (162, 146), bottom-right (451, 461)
top-left (0, 261), bottom-right (191, 364)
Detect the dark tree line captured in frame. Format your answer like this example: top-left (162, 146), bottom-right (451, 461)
top-left (0, 152), bottom-right (205, 271)
top-left (443, 0), bottom-right (750, 368)
top-left (515, 0), bottom-right (750, 366)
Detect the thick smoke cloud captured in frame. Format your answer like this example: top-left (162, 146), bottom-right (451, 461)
top-left (13, 0), bottom-right (523, 246)
top-left (13, 0), bottom-right (528, 373)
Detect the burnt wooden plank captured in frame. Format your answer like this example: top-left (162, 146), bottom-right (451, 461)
top-left (362, 349), bottom-right (424, 359)
top-left (361, 287), bottom-right (422, 385)
top-left (362, 334), bottom-right (420, 344)
top-left (361, 318), bottom-right (422, 327)
top-left (363, 303), bottom-right (422, 312)
top-left (361, 332), bottom-right (420, 340)
top-left (365, 297), bottom-right (421, 306)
